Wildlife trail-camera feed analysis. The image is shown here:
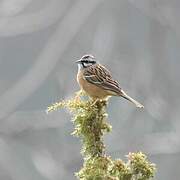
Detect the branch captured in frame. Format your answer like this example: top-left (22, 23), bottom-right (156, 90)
top-left (47, 92), bottom-right (156, 180)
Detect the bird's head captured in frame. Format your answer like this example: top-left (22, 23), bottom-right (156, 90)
top-left (76, 54), bottom-right (96, 68)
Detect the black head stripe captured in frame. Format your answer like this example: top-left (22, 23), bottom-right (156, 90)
top-left (83, 55), bottom-right (90, 59)
top-left (81, 60), bottom-right (88, 63)
top-left (82, 54), bottom-right (95, 60)
top-left (81, 60), bottom-right (96, 64)
top-left (80, 54), bottom-right (96, 68)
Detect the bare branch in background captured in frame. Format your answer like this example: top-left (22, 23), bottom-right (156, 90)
top-left (127, 0), bottom-right (180, 35)
top-left (92, 14), bottom-right (116, 63)
top-left (109, 132), bottom-right (180, 155)
top-left (0, 110), bottom-right (67, 134)
top-left (0, 0), bottom-right (69, 36)
top-left (0, 137), bottom-right (46, 180)
top-left (0, 0), bottom-right (32, 16)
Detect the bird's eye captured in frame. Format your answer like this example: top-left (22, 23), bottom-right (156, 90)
top-left (82, 60), bottom-right (89, 63)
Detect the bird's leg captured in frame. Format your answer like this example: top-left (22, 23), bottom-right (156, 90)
top-left (75, 89), bottom-right (83, 96)
top-left (91, 98), bottom-right (100, 107)
top-left (75, 89), bottom-right (83, 101)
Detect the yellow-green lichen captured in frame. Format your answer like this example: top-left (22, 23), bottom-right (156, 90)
top-left (47, 92), bottom-right (156, 180)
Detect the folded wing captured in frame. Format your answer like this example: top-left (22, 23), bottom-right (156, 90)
top-left (83, 64), bottom-right (122, 95)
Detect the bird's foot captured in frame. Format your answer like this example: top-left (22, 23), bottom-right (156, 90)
top-left (90, 99), bottom-right (99, 107)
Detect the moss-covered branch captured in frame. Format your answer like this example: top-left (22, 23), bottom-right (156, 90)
top-left (47, 92), bottom-right (156, 180)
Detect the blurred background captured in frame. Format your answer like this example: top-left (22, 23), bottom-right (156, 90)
top-left (0, 0), bottom-right (179, 179)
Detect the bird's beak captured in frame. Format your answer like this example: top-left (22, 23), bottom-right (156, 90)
top-left (75, 59), bottom-right (82, 64)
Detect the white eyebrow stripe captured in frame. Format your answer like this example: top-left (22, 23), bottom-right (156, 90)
top-left (84, 75), bottom-right (96, 78)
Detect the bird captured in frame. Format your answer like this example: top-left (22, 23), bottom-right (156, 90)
top-left (76, 54), bottom-right (144, 108)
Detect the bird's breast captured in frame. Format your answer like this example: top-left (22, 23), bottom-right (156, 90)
top-left (77, 70), bottom-right (111, 99)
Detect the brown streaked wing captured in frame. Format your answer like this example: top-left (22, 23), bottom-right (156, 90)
top-left (83, 64), bottom-right (122, 95)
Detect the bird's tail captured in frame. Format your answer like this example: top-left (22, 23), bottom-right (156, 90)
top-left (120, 90), bottom-right (144, 108)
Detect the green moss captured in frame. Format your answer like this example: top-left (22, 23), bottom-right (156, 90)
top-left (127, 152), bottom-right (156, 180)
top-left (109, 159), bottom-right (132, 180)
top-left (47, 92), bottom-right (156, 180)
